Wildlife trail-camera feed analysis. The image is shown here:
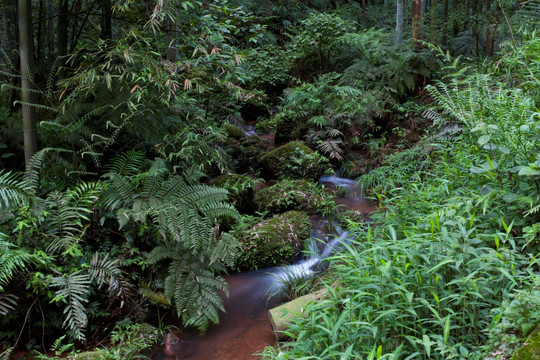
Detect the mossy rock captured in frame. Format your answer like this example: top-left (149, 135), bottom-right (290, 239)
top-left (254, 179), bottom-right (335, 215)
top-left (268, 288), bottom-right (330, 340)
top-left (212, 173), bottom-right (260, 212)
top-left (68, 351), bottom-right (109, 360)
top-left (260, 141), bottom-right (322, 180)
top-left (512, 327), bottom-right (540, 360)
top-left (236, 210), bottom-right (312, 270)
top-left (222, 122), bottom-right (245, 140)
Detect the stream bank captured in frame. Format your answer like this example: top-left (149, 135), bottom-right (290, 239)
top-left (151, 176), bottom-right (376, 360)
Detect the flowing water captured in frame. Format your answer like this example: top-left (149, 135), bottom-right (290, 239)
top-left (152, 176), bottom-right (376, 360)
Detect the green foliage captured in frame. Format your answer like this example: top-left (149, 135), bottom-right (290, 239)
top-left (102, 153), bottom-right (240, 331)
top-left (266, 33), bottom-right (540, 360)
top-left (289, 12), bottom-right (353, 74)
top-left (275, 73), bottom-right (373, 157)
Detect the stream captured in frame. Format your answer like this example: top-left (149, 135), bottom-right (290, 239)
top-left (151, 175), bottom-right (376, 360)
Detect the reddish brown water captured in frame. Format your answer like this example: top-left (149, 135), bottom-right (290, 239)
top-left (152, 271), bottom-right (281, 360)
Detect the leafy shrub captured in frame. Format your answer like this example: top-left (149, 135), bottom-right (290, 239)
top-left (274, 73), bottom-right (371, 158)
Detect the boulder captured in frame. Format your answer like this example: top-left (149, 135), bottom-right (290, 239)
top-left (254, 179), bottom-right (335, 215)
top-left (259, 141), bottom-right (322, 180)
top-left (512, 327), bottom-right (540, 360)
top-left (212, 173), bottom-right (261, 212)
top-left (268, 288), bottom-right (330, 341)
top-left (236, 210), bottom-right (311, 270)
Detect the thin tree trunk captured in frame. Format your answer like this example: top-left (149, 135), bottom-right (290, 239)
top-left (166, 17), bottom-right (178, 62)
top-left (47, 0), bottom-right (55, 58)
top-left (442, 0), bottom-right (449, 46)
top-left (37, 0), bottom-right (44, 62)
top-left (431, 0), bottom-right (437, 44)
top-left (396, 0), bottom-right (404, 45)
top-left (452, 0), bottom-right (458, 36)
top-left (58, 0), bottom-right (68, 57)
top-left (412, 0), bottom-right (422, 48)
top-left (361, 0), bottom-right (367, 22)
top-left (101, 0), bottom-right (112, 39)
top-left (485, 0), bottom-right (491, 56)
top-left (2, 0), bottom-right (19, 68)
top-left (57, 0), bottom-right (68, 79)
top-left (18, 0), bottom-right (38, 166)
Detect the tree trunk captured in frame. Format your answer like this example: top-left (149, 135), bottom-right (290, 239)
top-left (101, 0), bottom-right (112, 39)
top-left (47, 0), bottom-right (55, 58)
top-left (2, 0), bottom-right (19, 69)
top-left (37, 0), bottom-right (44, 62)
top-left (57, 0), bottom-right (68, 79)
top-left (431, 0), bottom-right (437, 44)
top-left (452, 0), bottom-right (458, 36)
top-left (166, 17), bottom-right (178, 62)
top-left (442, 0), bottom-right (449, 46)
top-left (361, 0), bottom-right (367, 22)
top-left (396, 0), bottom-right (404, 45)
top-left (18, 0), bottom-right (38, 166)
top-left (412, 0), bottom-right (422, 48)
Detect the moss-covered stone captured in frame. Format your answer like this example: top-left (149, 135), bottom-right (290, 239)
top-left (223, 122), bottom-right (245, 140)
top-left (236, 211), bottom-right (312, 270)
top-left (268, 288), bottom-right (330, 340)
top-left (212, 173), bottom-right (261, 212)
top-left (254, 179), bottom-right (335, 215)
top-left (512, 327), bottom-right (540, 360)
top-left (260, 141), bottom-right (322, 180)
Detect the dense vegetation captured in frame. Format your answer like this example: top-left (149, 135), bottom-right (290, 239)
top-left (0, 0), bottom-right (538, 359)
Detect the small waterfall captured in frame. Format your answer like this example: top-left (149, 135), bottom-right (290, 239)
top-left (244, 123), bottom-right (257, 137)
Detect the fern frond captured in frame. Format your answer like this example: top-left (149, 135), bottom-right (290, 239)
top-left (103, 150), bottom-right (146, 177)
top-left (318, 140), bottom-right (344, 161)
top-left (0, 242), bottom-right (33, 292)
top-left (88, 253), bottom-right (121, 292)
top-left (49, 271), bottom-right (90, 341)
top-left (13, 100), bottom-right (57, 112)
top-left (0, 170), bottom-right (34, 210)
top-left (0, 294), bottom-right (18, 315)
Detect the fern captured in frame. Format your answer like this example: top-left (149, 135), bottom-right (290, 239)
top-left (88, 253), bottom-right (120, 291)
top-left (49, 271), bottom-right (91, 341)
top-left (43, 182), bottom-right (100, 255)
top-left (0, 294), bottom-right (18, 316)
top-left (0, 240), bottom-right (33, 292)
top-left (0, 170), bottom-right (34, 210)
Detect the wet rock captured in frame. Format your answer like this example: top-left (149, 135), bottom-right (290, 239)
top-left (268, 288), bottom-right (330, 340)
top-left (236, 211), bottom-right (311, 270)
top-left (259, 141), bottom-right (322, 180)
top-left (512, 327), bottom-right (540, 360)
top-left (254, 179), bottom-right (335, 215)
